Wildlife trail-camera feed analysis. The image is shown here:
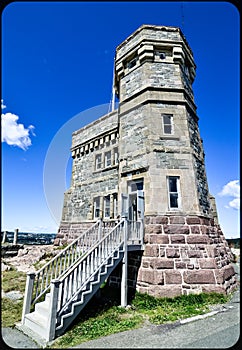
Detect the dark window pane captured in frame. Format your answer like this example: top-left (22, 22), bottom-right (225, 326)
top-left (164, 125), bottom-right (172, 134)
top-left (169, 178), bottom-right (177, 192)
top-left (131, 181), bottom-right (143, 192)
top-left (163, 115), bottom-right (171, 124)
top-left (170, 193), bottom-right (178, 208)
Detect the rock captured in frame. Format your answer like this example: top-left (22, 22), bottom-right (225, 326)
top-left (17, 248), bottom-right (29, 257)
top-left (1, 262), bottom-right (11, 272)
top-left (4, 290), bottom-right (24, 301)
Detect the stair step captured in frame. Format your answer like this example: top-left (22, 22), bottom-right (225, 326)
top-left (35, 300), bottom-right (50, 316)
top-left (24, 311), bottom-right (49, 339)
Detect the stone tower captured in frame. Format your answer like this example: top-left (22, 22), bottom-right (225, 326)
top-left (58, 25), bottom-right (237, 297)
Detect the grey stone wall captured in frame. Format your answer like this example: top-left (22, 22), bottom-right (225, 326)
top-left (57, 24), bottom-right (237, 298)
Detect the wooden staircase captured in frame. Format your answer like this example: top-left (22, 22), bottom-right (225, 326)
top-left (18, 218), bottom-right (143, 346)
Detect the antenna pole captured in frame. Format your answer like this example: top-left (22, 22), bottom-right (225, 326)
top-left (111, 56), bottom-right (116, 112)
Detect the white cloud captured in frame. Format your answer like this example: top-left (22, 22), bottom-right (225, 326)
top-left (218, 180), bottom-right (240, 210)
top-left (1, 105), bottom-right (36, 150)
top-left (1, 99), bottom-right (6, 109)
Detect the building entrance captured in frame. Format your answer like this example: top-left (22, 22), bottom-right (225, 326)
top-left (121, 179), bottom-right (144, 221)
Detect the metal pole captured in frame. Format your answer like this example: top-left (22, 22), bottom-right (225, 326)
top-left (2, 231), bottom-right (7, 244)
top-left (13, 228), bottom-right (18, 245)
top-left (121, 217), bottom-right (128, 307)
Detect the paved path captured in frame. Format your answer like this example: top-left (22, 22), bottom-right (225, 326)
top-left (1, 263), bottom-right (240, 349)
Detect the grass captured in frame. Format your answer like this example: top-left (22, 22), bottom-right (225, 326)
top-left (51, 286), bottom-right (229, 348)
top-left (1, 267), bottom-right (26, 293)
top-left (1, 266), bottom-right (232, 347)
top-left (1, 267), bottom-right (26, 327)
top-left (1, 298), bottom-right (23, 327)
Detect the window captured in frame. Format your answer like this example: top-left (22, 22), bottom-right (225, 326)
top-left (105, 151), bottom-right (111, 167)
top-left (127, 57), bottom-right (137, 69)
top-left (168, 176), bottom-right (181, 209)
top-left (104, 195), bottom-right (110, 218)
top-left (114, 147), bottom-right (119, 165)
top-left (93, 197), bottom-right (101, 218)
top-left (129, 180), bottom-right (143, 193)
top-left (113, 193), bottom-right (118, 218)
top-left (95, 154), bottom-right (102, 170)
top-left (163, 114), bottom-right (173, 135)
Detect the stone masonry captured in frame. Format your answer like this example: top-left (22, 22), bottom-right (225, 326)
top-left (57, 25), bottom-right (237, 297)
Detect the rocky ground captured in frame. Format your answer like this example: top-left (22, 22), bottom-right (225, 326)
top-left (1, 244), bottom-right (59, 273)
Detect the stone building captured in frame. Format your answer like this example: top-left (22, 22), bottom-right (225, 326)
top-left (57, 25), bottom-right (236, 297)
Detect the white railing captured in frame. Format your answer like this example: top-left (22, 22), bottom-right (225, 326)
top-left (22, 218), bottom-right (144, 341)
top-left (22, 220), bottom-right (102, 319)
top-left (127, 220), bottom-right (144, 244)
top-left (56, 219), bottom-right (125, 323)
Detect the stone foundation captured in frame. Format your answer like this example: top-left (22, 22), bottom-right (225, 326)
top-left (136, 215), bottom-right (237, 297)
top-left (54, 222), bottom-right (95, 246)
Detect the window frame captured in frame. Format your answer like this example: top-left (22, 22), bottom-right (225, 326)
top-left (167, 176), bottom-right (181, 210)
top-left (162, 114), bottom-right (174, 135)
top-left (104, 195), bottom-right (111, 219)
top-left (95, 153), bottom-right (102, 170)
top-left (93, 197), bottom-right (101, 218)
top-left (104, 150), bottom-right (112, 168)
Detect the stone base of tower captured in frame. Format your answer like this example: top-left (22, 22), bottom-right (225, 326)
top-left (136, 215), bottom-right (237, 297)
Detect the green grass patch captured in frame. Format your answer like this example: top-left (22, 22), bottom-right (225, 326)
top-left (1, 298), bottom-right (23, 327)
top-left (1, 267), bottom-right (26, 293)
top-left (1, 266), bottom-right (26, 327)
top-left (52, 288), bottom-right (229, 348)
top-left (52, 306), bottom-right (143, 348)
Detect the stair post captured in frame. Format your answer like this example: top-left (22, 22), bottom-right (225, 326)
top-left (121, 217), bottom-right (128, 307)
top-left (46, 279), bottom-right (60, 341)
top-left (22, 272), bottom-right (35, 323)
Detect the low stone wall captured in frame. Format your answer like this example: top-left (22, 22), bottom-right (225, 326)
top-left (136, 215), bottom-right (237, 297)
top-left (54, 222), bottom-right (95, 246)
top-left (1, 244), bottom-right (24, 258)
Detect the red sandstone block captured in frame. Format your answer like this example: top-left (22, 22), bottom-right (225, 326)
top-left (200, 226), bottom-right (209, 234)
top-left (56, 233), bottom-right (64, 239)
top-left (170, 216), bottom-right (185, 224)
top-left (155, 270), bottom-right (165, 285)
top-left (142, 259), bottom-right (150, 268)
top-left (53, 238), bottom-right (60, 246)
top-left (190, 226), bottom-right (200, 234)
top-left (200, 217), bottom-right (210, 225)
top-left (149, 285), bottom-right (182, 298)
top-left (170, 235), bottom-right (185, 244)
top-left (188, 250), bottom-right (202, 258)
top-left (175, 261), bottom-right (187, 269)
top-left (199, 258), bottom-right (217, 269)
top-left (164, 270), bottom-right (182, 284)
top-left (150, 258), bottom-right (174, 269)
top-left (145, 244), bottom-right (159, 257)
top-left (207, 246), bottom-right (219, 258)
top-left (186, 217), bottom-right (201, 224)
top-left (184, 270), bottom-right (216, 284)
top-left (138, 269), bottom-right (155, 284)
top-left (155, 217), bottom-right (169, 224)
top-left (223, 265), bottom-right (235, 280)
top-left (145, 224), bottom-right (161, 234)
top-left (202, 285), bottom-right (226, 295)
top-left (166, 248), bottom-right (180, 258)
top-left (186, 235), bottom-right (208, 244)
top-left (164, 225), bottom-right (189, 235)
top-left (149, 234), bottom-right (169, 244)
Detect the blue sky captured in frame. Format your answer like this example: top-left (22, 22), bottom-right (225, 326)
top-left (1, 1), bottom-right (240, 238)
